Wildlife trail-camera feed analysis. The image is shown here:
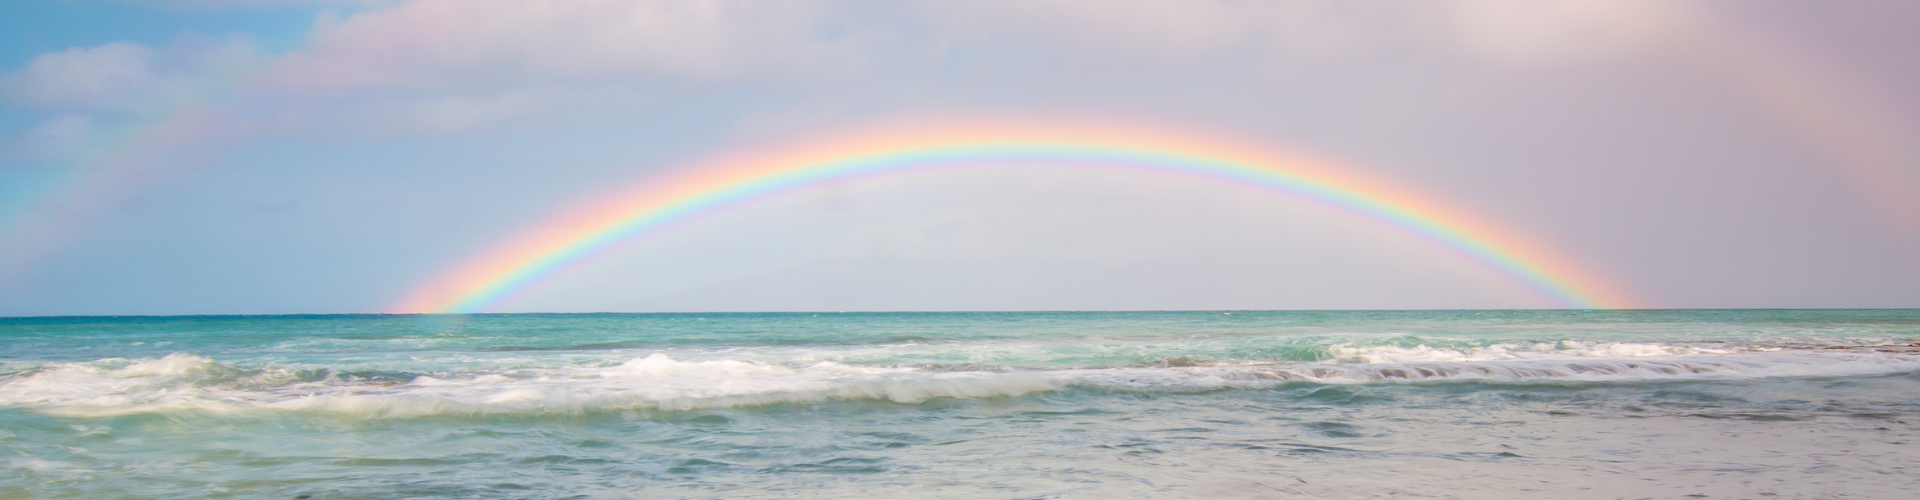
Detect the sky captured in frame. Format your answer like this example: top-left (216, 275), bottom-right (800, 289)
top-left (1, 0), bottom-right (1917, 316)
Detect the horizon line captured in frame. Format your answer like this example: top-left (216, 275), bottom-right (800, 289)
top-left (9, 307), bottom-right (1919, 320)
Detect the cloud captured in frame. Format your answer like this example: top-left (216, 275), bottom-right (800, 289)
top-left (267, 0), bottom-right (866, 94)
top-left (12, 0), bottom-right (878, 145)
top-left (913, 0), bottom-right (1685, 68)
top-left (913, 0), bottom-right (1414, 64)
top-left (915, 0), bottom-right (1258, 59)
top-left (228, 0), bottom-right (886, 137)
top-left (120, 0), bottom-right (395, 10)
top-left (260, 84), bottom-right (664, 137)
top-left (2, 115), bottom-right (95, 164)
top-left (2, 43), bottom-right (159, 110)
top-left (1446, 0), bottom-right (1682, 64)
top-left (0, 34), bottom-right (258, 171)
top-left (1, 35), bottom-right (258, 114)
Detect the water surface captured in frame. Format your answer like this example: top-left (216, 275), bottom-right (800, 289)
top-left (3, 310), bottom-right (1918, 498)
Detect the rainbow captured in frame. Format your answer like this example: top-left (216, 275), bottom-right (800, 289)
top-left (392, 123), bottom-right (1629, 313)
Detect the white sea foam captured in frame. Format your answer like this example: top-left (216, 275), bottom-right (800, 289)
top-left (1076, 352), bottom-right (1920, 390)
top-left (0, 353), bottom-right (1061, 418)
top-left (1323, 341), bottom-right (1733, 364)
top-left (2, 349), bottom-right (1916, 418)
top-left (0, 353), bottom-right (307, 413)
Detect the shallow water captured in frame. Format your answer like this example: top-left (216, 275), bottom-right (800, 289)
top-left (3, 310), bottom-right (1918, 498)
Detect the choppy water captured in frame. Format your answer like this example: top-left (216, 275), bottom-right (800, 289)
top-left (2, 310), bottom-right (1918, 499)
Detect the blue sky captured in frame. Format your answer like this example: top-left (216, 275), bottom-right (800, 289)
top-left (0, 2), bottom-right (312, 64)
top-left (2, 0), bottom-right (1917, 315)
top-left (0, 1), bottom-right (314, 128)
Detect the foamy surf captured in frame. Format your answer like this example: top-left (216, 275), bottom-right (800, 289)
top-left (5, 311), bottom-right (1919, 499)
top-left (0, 353), bottom-right (1064, 417)
top-left (6, 347), bottom-right (1915, 418)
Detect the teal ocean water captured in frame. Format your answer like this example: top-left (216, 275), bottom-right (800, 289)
top-left (3, 310), bottom-right (1918, 499)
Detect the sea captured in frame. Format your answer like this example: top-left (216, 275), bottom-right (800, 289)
top-left (2, 310), bottom-right (1917, 499)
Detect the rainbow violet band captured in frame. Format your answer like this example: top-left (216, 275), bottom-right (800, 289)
top-left (392, 124), bottom-right (1628, 313)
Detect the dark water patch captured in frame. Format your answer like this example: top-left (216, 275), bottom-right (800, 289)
top-left (1424, 451), bottom-right (1527, 461)
top-left (458, 428), bottom-right (509, 438)
top-left (760, 457), bottom-right (888, 474)
top-left (1465, 384), bottom-right (1619, 403)
top-left (714, 448), bottom-right (780, 463)
top-left (1012, 406), bottom-right (1112, 417)
top-left (855, 431), bottom-right (924, 441)
top-left (664, 458), bottom-right (734, 475)
top-left (320, 369), bottom-right (428, 385)
top-left (516, 455), bottom-right (611, 466)
top-left (851, 431), bottom-right (929, 451)
top-left (918, 362), bottom-right (1018, 372)
top-left (1279, 443), bottom-right (1362, 455)
top-left (680, 392), bottom-right (986, 415)
top-left (1290, 385), bottom-right (1392, 405)
top-left (1300, 421), bottom-right (1366, 438)
top-left (231, 457), bottom-right (302, 467)
top-left (1095, 438), bottom-right (1168, 454)
top-left (1649, 389), bottom-right (1753, 404)
top-left (332, 457), bottom-right (468, 467)
top-left (319, 481), bottom-right (497, 500)
top-left (680, 414), bottom-right (731, 425)
top-left (1688, 412), bottom-right (1812, 422)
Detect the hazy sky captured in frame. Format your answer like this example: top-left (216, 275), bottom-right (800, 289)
top-left (2, 0), bottom-right (1917, 316)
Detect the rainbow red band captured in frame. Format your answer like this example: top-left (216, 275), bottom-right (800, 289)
top-left (393, 124), bottom-right (1629, 313)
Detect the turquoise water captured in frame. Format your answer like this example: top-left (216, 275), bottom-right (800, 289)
top-left (3, 310), bottom-right (1918, 498)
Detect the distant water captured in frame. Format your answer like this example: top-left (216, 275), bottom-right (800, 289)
top-left (3, 310), bottom-right (1918, 499)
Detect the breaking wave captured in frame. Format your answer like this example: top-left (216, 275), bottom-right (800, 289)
top-left (3, 347), bottom-right (1917, 418)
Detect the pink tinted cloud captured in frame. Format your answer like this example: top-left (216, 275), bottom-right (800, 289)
top-left (266, 0), bottom-right (865, 94)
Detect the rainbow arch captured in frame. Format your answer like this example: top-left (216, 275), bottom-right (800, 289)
top-left (392, 123), bottom-right (1629, 313)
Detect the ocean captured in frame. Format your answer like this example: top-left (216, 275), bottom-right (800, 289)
top-left (2, 310), bottom-right (1917, 499)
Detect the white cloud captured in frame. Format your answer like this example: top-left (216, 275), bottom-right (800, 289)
top-left (1446, 0), bottom-right (1682, 64)
top-left (1, 35), bottom-right (258, 114)
top-left (911, 0), bottom-right (1406, 63)
top-left (915, 0), bottom-right (1258, 59)
top-left (268, 0), bottom-right (866, 93)
top-left (0, 0), bottom-right (1705, 149)
top-left (2, 43), bottom-right (159, 110)
top-left (231, 0), bottom-right (882, 136)
top-left (912, 0), bottom-right (1686, 67)
top-left (260, 85), bottom-right (662, 137)
top-left (10, 1), bottom-right (870, 143)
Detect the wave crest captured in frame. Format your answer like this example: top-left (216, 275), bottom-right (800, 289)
top-left (1324, 341), bottom-right (1734, 364)
top-left (2, 349), bottom-right (1916, 418)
